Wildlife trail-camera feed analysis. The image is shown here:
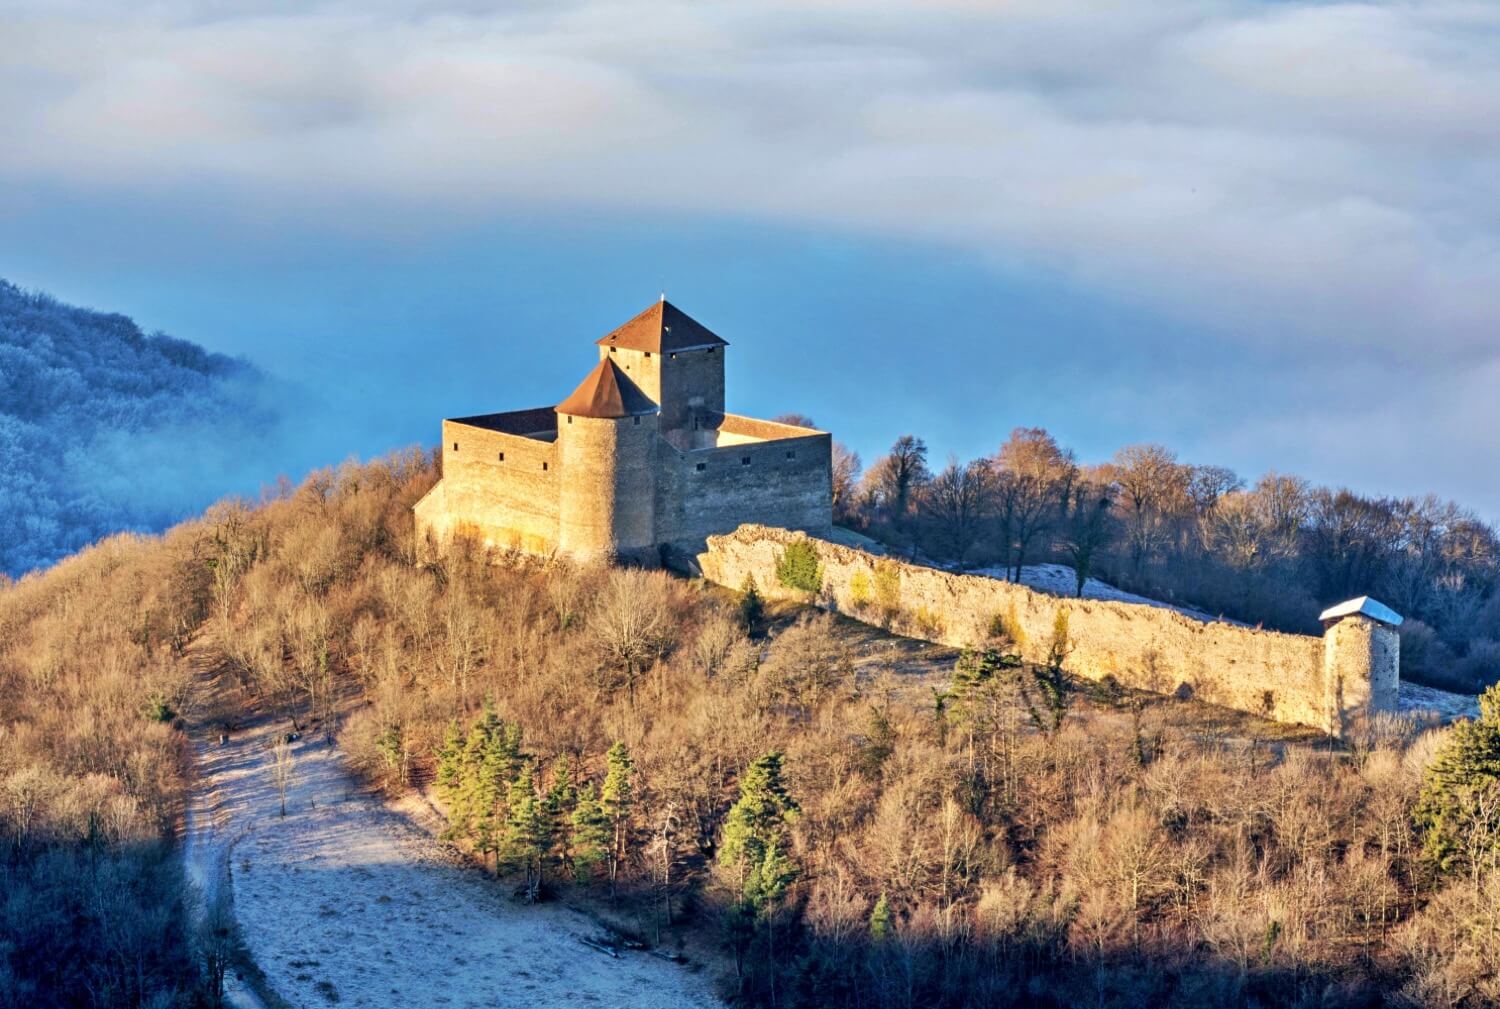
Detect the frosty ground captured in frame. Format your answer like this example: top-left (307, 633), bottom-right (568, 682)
top-left (184, 699), bottom-right (718, 1009)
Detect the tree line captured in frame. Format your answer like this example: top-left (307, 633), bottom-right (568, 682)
top-left (806, 421), bottom-right (1499, 693)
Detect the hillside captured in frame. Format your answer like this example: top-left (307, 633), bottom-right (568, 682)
top-left (5, 455), bottom-right (1500, 1008)
top-left (0, 279), bottom-right (277, 575)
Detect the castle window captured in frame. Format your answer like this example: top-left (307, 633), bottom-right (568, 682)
top-left (785, 450), bottom-right (796, 460)
top-left (707, 347), bottom-right (716, 354)
top-left (633, 416), bottom-right (641, 425)
top-left (741, 456), bottom-right (751, 466)
top-left (542, 462), bottom-right (549, 471)
top-left (567, 416), bottom-right (573, 424)
top-left (696, 462), bottom-right (706, 472)
top-left (644, 352), bottom-right (651, 359)
top-left (610, 347), bottom-right (617, 353)
top-left (498, 451), bottom-right (505, 462)
top-left (452, 441), bottom-right (458, 451)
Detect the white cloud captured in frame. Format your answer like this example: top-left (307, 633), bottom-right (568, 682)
top-left (2, 0), bottom-right (1497, 485)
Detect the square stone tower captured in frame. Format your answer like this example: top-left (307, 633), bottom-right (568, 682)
top-left (596, 298), bottom-right (726, 433)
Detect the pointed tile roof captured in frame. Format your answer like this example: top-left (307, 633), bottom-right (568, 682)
top-left (597, 299), bottom-right (728, 354)
top-left (555, 358), bottom-right (657, 419)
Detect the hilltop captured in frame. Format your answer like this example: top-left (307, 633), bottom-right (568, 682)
top-left (5, 454), bottom-right (1500, 1009)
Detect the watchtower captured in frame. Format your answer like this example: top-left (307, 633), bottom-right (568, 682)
top-left (596, 299), bottom-right (727, 433)
top-left (1320, 596), bottom-right (1402, 736)
top-left (554, 358), bottom-right (659, 564)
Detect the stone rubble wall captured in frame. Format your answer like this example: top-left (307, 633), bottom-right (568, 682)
top-left (699, 524), bottom-right (1370, 733)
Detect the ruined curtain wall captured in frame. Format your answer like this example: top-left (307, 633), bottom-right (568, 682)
top-left (700, 525), bottom-right (1331, 730)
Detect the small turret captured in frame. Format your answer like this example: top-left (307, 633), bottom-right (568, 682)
top-left (1320, 596), bottom-right (1402, 736)
top-left (554, 359), bottom-right (659, 564)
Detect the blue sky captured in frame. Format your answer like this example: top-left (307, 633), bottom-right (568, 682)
top-left (3, 1), bottom-right (1498, 514)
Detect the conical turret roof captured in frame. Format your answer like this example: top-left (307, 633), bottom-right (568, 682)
top-left (597, 299), bottom-right (727, 353)
top-left (555, 358), bottom-right (657, 419)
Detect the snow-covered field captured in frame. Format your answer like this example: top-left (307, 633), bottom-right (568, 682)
top-left (975, 562), bottom-right (1234, 624)
top-left (1398, 682), bottom-right (1481, 722)
top-left (186, 714), bottom-right (718, 1009)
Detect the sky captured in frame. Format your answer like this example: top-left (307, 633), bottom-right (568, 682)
top-left (2, 0), bottom-right (1498, 514)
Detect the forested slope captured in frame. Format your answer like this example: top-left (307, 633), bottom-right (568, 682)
top-left (0, 279), bottom-right (275, 575)
top-left (5, 451), bottom-right (1500, 1006)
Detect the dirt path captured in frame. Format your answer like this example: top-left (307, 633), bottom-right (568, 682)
top-left (183, 734), bottom-right (274, 1009)
top-left (183, 692), bottom-right (719, 1008)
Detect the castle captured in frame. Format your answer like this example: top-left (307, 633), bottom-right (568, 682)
top-left (414, 299), bottom-right (834, 564)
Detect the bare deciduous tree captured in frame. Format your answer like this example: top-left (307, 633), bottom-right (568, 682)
top-left (994, 427), bottom-right (1076, 581)
top-left (923, 456), bottom-right (994, 567)
top-left (270, 737), bottom-right (297, 818)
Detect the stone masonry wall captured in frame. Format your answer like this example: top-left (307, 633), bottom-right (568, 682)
top-left (700, 525), bottom-right (1366, 733)
top-left (416, 420), bottom-right (559, 553)
top-left (659, 432), bottom-right (833, 551)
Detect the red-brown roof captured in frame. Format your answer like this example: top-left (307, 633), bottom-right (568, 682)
top-left (555, 358), bottom-right (657, 419)
top-left (596, 300), bottom-right (728, 353)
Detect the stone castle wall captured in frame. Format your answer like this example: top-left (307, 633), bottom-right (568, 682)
top-left (419, 414), bottom-right (832, 563)
top-left (658, 427), bottom-right (833, 549)
top-left (415, 419), bottom-right (559, 553)
top-left (699, 525), bottom-right (1397, 734)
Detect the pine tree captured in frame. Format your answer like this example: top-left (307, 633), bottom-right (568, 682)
top-left (602, 742), bottom-right (635, 893)
top-left (454, 706), bottom-right (516, 866)
top-left (869, 893), bottom-right (893, 941)
top-left (739, 575), bottom-right (764, 631)
top-left (718, 751), bottom-right (801, 908)
top-left (1416, 683), bottom-right (1500, 878)
top-left (544, 755), bottom-right (576, 876)
top-left (749, 841), bottom-right (798, 910)
top-left (435, 719), bottom-right (464, 804)
top-left (719, 751), bottom-right (802, 1004)
top-left (504, 763), bottom-right (550, 901)
top-left (570, 782), bottom-right (611, 883)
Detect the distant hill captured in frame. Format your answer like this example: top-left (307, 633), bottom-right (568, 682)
top-left (0, 279), bottom-right (278, 575)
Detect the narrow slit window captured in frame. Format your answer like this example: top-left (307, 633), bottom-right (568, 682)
top-left (633, 415), bottom-right (641, 425)
top-left (542, 461), bottom-right (549, 471)
top-left (695, 462), bottom-right (706, 472)
top-left (567, 416), bottom-right (573, 424)
top-left (741, 456), bottom-right (751, 466)
top-left (452, 442), bottom-right (459, 451)
top-left (785, 450), bottom-right (796, 460)
top-left (498, 451), bottom-right (505, 462)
